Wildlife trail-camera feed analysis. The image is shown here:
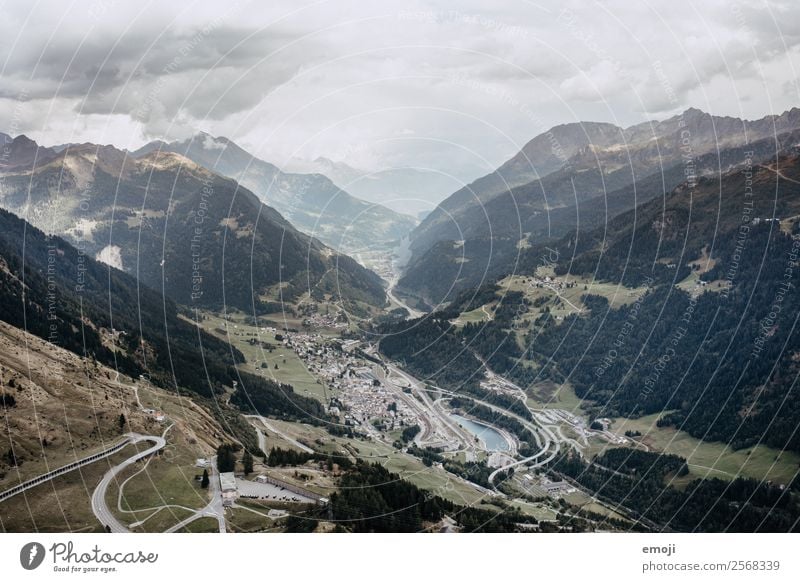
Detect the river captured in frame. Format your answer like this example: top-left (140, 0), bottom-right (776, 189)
top-left (386, 236), bottom-right (425, 319)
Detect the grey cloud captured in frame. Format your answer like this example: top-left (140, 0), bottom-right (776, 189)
top-left (1, 0), bottom-right (799, 178)
top-left (1, 21), bottom-right (316, 135)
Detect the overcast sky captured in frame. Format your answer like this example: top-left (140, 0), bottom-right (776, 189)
top-left (1, 0), bottom-right (799, 183)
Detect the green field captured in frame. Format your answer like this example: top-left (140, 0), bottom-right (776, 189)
top-left (107, 426), bottom-right (210, 530)
top-left (507, 499), bottom-right (559, 521)
top-left (176, 517), bottom-right (220, 533)
top-left (196, 311), bottom-right (330, 402)
top-left (453, 304), bottom-right (494, 326)
top-left (499, 274), bottom-right (649, 322)
top-left (226, 506), bottom-right (276, 532)
top-left (119, 506), bottom-right (196, 533)
top-left (527, 381), bottom-right (587, 416)
top-left (606, 413), bottom-right (800, 485)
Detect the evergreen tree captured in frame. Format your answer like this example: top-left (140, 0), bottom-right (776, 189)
top-left (243, 450), bottom-right (254, 475)
top-left (201, 468), bottom-right (210, 489)
top-left (216, 444), bottom-right (236, 472)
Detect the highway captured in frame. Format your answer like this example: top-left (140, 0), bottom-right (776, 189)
top-left (372, 348), bottom-right (573, 492)
top-left (385, 362), bottom-right (478, 451)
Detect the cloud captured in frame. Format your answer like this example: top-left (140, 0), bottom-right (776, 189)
top-left (0, 0), bottom-right (798, 183)
top-left (202, 133), bottom-right (226, 150)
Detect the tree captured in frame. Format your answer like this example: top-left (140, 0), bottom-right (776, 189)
top-left (4, 447), bottom-right (20, 467)
top-left (216, 444), bottom-right (236, 472)
top-left (118, 413), bottom-right (126, 433)
top-left (201, 468), bottom-right (210, 489)
top-left (242, 450), bottom-right (254, 476)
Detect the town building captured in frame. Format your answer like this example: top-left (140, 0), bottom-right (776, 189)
top-left (219, 471), bottom-right (238, 506)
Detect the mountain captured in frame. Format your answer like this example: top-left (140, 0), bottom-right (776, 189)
top-left (542, 149), bottom-right (800, 285)
top-left (420, 121), bottom-right (624, 231)
top-left (0, 138), bottom-right (386, 313)
top-left (0, 202), bottom-right (329, 431)
top-left (400, 108), bottom-right (800, 306)
top-left (0, 317), bottom-right (224, 484)
top-left (0, 134), bottom-right (57, 171)
top-left (287, 156), bottom-right (462, 217)
top-left (383, 152), bottom-right (800, 455)
top-left (525, 151), bottom-right (800, 452)
top-left (133, 134), bottom-right (417, 255)
top-left (414, 107), bottom-right (800, 254)
top-left (398, 131), bottom-right (800, 306)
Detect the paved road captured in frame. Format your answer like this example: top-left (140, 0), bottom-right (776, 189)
top-left (254, 425), bottom-right (269, 456)
top-left (164, 458), bottom-right (226, 533)
top-left (90, 433), bottom-right (167, 533)
top-left (386, 363), bottom-right (477, 450)
top-left (246, 415), bottom-right (314, 453)
top-left (0, 437), bottom-right (133, 504)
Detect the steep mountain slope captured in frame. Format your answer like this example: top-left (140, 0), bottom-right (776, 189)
top-left (400, 109), bottom-right (800, 306)
top-left (0, 205), bottom-right (238, 397)
top-left (0, 205), bottom-right (329, 443)
top-left (0, 138), bottom-right (386, 312)
top-left (390, 153), bottom-right (800, 454)
top-left (418, 121), bottom-right (624, 238)
top-left (134, 134), bottom-right (417, 254)
top-left (525, 153), bottom-right (800, 451)
top-left (544, 150), bottom-right (800, 284)
top-left (0, 319), bottom-right (227, 489)
top-left (413, 108), bottom-right (800, 256)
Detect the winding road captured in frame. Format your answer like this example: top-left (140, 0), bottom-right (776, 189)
top-left (90, 433), bottom-right (167, 532)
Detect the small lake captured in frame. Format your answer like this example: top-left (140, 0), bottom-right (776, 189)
top-left (450, 414), bottom-right (510, 452)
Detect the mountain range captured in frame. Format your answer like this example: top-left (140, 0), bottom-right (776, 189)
top-left (3, 106), bottom-right (800, 533)
top-left (399, 108), bottom-right (800, 306)
top-left (286, 156), bottom-right (463, 219)
top-left (0, 136), bottom-right (386, 314)
top-left (133, 134), bottom-right (417, 255)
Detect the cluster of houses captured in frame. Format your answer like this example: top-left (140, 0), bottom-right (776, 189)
top-left (301, 311), bottom-right (348, 329)
top-left (287, 334), bottom-right (418, 433)
top-left (525, 274), bottom-right (578, 291)
top-left (521, 473), bottom-right (576, 498)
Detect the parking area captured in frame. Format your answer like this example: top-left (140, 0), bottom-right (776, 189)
top-left (236, 478), bottom-right (316, 503)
